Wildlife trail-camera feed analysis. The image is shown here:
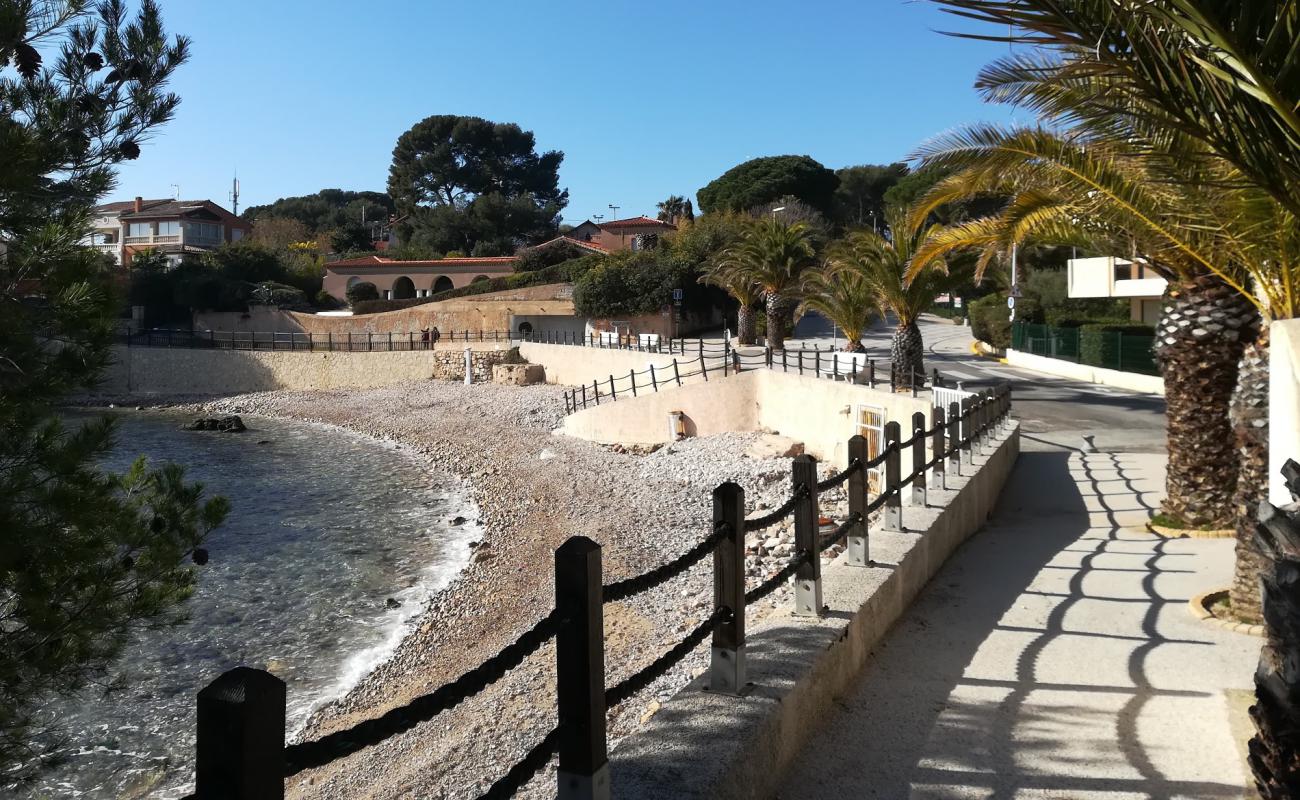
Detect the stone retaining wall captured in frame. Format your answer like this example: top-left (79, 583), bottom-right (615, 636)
top-left (97, 345), bottom-right (520, 395)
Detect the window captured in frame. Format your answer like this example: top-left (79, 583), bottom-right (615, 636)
top-left (855, 405), bottom-right (885, 492)
top-left (1113, 259), bottom-right (1133, 281)
top-left (187, 222), bottom-right (222, 240)
top-left (230, 228), bottom-right (244, 242)
top-left (157, 220), bottom-right (180, 236)
top-left (127, 222), bottom-right (151, 237)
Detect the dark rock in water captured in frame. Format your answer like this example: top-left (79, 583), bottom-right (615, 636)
top-left (257, 440), bottom-right (271, 445)
top-left (450, 516), bottom-right (467, 526)
top-left (385, 597), bottom-right (402, 609)
top-left (182, 415), bottom-right (246, 433)
top-left (191, 547), bottom-right (209, 566)
top-left (135, 406), bottom-right (144, 411)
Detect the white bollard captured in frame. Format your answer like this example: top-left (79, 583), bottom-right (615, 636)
top-left (464, 347), bottom-right (473, 385)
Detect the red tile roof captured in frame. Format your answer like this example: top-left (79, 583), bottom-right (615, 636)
top-left (534, 235), bottom-right (609, 254)
top-left (599, 216), bottom-right (676, 230)
top-left (328, 255), bottom-right (517, 268)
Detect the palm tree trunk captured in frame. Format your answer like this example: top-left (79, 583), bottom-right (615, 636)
top-left (736, 304), bottom-right (757, 346)
top-left (1228, 328), bottom-right (1270, 623)
top-left (1154, 275), bottom-right (1259, 528)
top-left (766, 295), bottom-right (791, 350)
top-left (890, 320), bottom-right (925, 389)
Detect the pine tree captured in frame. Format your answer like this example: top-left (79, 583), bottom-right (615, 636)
top-left (0, 1), bottom-right (228, 773)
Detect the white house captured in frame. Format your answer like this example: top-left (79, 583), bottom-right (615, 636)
top-left (1066, 256), bottom-right (1167, 324)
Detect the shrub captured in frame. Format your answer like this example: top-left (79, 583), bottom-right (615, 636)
top-left (250, 281), bottom-right (308, 308)
top-left (969, 294), bottom-right (1043, 349)
top-left (513, 240), bottom-right (586, 272)
top-left (1079, 321), bottom-right (1155, 369)
top-left (346, 281), bottom-right (379, 305)
top-left (572, 251), bottom-right (704, 318)
top-left (314, 289), bottom-right (343, 310)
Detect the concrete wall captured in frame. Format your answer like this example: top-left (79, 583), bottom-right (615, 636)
top-left (97, 344), bottom-right (517, 395)
top-left (559, 369), bottom-right (932, 467)
top-left (1271, 319), bottom-right (1300, 505)
top-left (1006, 348), bottom-right (1164, 395)
top-left (518, 341), bottom-right (728, 389)
top-left (612, 421), bottom-right (1021, 800)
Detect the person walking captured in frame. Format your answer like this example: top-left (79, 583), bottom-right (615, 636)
top-left (421, 328), bottom-right (430, 350)
top-left (431, 326), bottom-right (441, 347)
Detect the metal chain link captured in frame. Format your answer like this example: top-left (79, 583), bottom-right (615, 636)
top-left (605, 607), bottom-right (732, 708)
top-left (284, 609), bottom-right (562, 774)
top-left (816, 458), bottom-right (862, 491)
top-left (604, 523), bottom-right (728, 603)
top-left (743, 484), bottom-right (808, 532)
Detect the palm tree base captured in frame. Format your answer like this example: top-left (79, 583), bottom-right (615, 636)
top-left (1228, 330), bottom-right (1270, 624)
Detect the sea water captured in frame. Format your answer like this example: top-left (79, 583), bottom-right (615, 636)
top-left (11, 410), bottom-right (477, 799)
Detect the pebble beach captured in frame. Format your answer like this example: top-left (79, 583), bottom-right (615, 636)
top-left (164, 378), bottom-right (857, 799)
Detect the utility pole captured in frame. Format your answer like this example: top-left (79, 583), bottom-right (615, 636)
top-left (608, 204), bottom-right (620, 220)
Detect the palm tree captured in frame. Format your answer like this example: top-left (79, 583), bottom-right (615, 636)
top-left (714, 219), bottom-right (818, 350)
top-left (828, 205), bottom-right (949, 387)
top-left (699, 262), bottom-right (762, 345)
top-left (797, 261), bottom-right (877, 353)
top-left (656, 195), bottom-right (694, 225)
top-left (927, 0), bottom-right (1300, 629)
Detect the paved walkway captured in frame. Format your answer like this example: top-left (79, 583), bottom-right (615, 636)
top-left (773, 318), bottom-right (1261, 799)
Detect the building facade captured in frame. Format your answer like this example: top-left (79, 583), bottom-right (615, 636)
top-left (1066, 256), bottom-right (1168, 324)
top-left (323, 255), bottom-right (518, 301)
top-left (88, 197), bottom-right (252, 267)
top-left (566, 216), bottom-right (676, 252)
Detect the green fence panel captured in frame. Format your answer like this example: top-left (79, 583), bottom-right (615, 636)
top-left (1013, 321), bottom-right (1156, 375)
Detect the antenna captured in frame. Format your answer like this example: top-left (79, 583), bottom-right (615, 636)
top-left (608, 204), bottom-right (620, 220)
top-left (593, 214), bottom-right (604, 223)
top-left (230, 173), bottom-right (241, 215)
top-left (170, 183), bottom-right (180, 200)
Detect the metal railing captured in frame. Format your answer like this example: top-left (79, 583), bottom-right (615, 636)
top-left (181, 385), bottom-right (1013, 799)
top-left (1010, 322), bottom-right (1158, 376)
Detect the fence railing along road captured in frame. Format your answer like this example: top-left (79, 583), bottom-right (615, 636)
top-left (182, 385), bottom-right (1012, 799)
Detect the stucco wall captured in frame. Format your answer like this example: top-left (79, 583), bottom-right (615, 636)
top-left (1271, 318), bottom-right (1300, 505)
top-left (519, 341), bottom-right (729, 389)
top-left (97, 345), bottom-right (516, 395)
top-left (559, 369), bottom-right (932, 467)
top-left (1006, 348), bottom-right (1164, 395)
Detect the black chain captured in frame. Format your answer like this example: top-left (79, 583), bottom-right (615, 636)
top-left (473, 726), bottom-right (561, 800)
top-left (818, 513), bottom-right (863, 553)
top-left (863, 441), bottom-right (897, 470)
top-left (604, 523), bottom-right (728, 603)
top-left (865, 487), bottom-right (894, 514)
top-left (744, 551), bottom-right (809, 605)
top-left (284, 609), bottom-right (562, 774)
top-left (816, 459), bottom-right (861, 491)
top-left (605, 607), bottom-right (732, 708)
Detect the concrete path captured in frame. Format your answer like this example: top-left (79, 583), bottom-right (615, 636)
top-left (773, 318), bottom-right (1262, 799)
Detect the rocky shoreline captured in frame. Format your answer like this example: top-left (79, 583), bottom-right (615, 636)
top-left (112, 380), bottom-right (856, 799)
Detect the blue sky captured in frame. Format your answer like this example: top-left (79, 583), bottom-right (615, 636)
top-left (115, 1), bottom-right (1017, 223)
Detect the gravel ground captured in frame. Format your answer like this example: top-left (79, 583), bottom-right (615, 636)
top-left (165, 379), bottom-right (857, 800)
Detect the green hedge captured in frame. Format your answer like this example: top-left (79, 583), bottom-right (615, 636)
top-left (969, 294), bottom-right (1042, 349)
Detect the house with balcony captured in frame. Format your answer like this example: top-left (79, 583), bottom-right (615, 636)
top-left (1066, 256), bottom-right (1168, 324)
top-left (87, 196), bottom-right (251, 267)
top-left (565, 216), bottom-right (676, 252)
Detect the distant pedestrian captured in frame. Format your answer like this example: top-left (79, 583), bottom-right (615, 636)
top-left (431, 326), bottom-right (441, 346)
top-left (421, 328), bottom-right (430, 350)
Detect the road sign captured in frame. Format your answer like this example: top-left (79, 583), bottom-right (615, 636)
top-left (672, 288), bottom-right (683, 301)
top-left (1010, 284), bottom-right (1023, 298)
top-left (1007, 296), bottom-right (1016, 309)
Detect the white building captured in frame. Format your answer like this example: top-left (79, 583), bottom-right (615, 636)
top-left (1066, 256), bottom-right (1167, 325)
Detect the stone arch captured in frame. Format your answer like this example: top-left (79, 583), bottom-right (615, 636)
top-left (346, 276), bottom-right (362, 290)
top-left (433, 275), bottom-right (454, 293)
top-left (392, 276), bottom-right (416, 300)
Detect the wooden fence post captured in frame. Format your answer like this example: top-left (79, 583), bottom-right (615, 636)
top-left (846, 435), bottom-right (869, 567)
top-left (195, 667), bottom-right (286, 800)
top-left (883, 421), bottom-right (903, 532)
top-left (931, 406), bottom-right (946, 491)
top-left (947, 401), bottom-right (962, 477)
top-left (608, 375), bottom-right (616, 401)
top-left (629, 369), bottom-right (637, 397)
top-left (911, 411), bottom-right (927, 507)
top-left (792, 455), bottom-right (822, 617)
top-left (673, 359), bottom-right (682, 386)
top-left (710, 482), bottom-right (747, 694)
top-left (555, 537), bottom-right (610, 800)
top-left (593, 379), bottom-right (600, 406)
top-left (649, 364), bottom-right (658, 392)
top-left (960, 398), bottom-right (974, 468)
